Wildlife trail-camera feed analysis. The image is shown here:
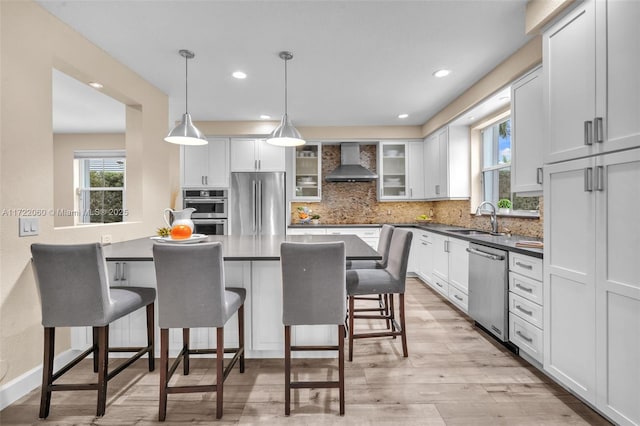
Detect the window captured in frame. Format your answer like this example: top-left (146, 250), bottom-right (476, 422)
top-left (481, 118), bottom-right (538, 213)
top-left (75, 150), bottom-right (126, 224)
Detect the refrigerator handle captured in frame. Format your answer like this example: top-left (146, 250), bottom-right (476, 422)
top-left (252, 180), bottom-right (257, 233)
top-left (257, 180), bottom-right (263, 233)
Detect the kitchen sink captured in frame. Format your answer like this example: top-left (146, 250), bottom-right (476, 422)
top-left (448, 229), bottom-right (491, 235)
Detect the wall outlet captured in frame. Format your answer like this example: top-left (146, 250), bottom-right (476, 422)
top-left (101, 234), bottom-right (112, 245)
top-left (387, 209), bottom-right (392, 215)
top-left (18, 217), bottom-right (39, 237)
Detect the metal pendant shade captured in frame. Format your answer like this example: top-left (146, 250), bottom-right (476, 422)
top-left (165, 49), bottom-right (207, 146)
top-left (266, 51), bottom-right (305, 147)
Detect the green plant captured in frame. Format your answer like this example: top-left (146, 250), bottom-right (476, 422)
top-left (497, 199), bottom-right (512, 209)
top-left (311, 214), bottom-right (320, 220)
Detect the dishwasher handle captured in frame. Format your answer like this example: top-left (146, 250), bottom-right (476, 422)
top-left (466, 247), bottom-right (505, 261)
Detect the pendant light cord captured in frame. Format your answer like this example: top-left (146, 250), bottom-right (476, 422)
top-left (184, 54), bottom-right (189, 114)
top-left (283, 56), bottom-right (288, 116)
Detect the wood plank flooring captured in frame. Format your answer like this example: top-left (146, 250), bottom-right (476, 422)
top-left (0, 278), bottom-right (612, 425)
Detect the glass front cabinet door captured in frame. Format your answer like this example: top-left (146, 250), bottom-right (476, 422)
top-left (293, 142), bottom-right (321, 200)
top-left (379, 142), bottom-right (408, 199)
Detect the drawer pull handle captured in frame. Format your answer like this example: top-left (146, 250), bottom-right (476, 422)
top-left (515, 283), bottom-right (533, 293)
top-left (516, 305), bottom-right (533, 316)
top-left (454, 294), bottom-right (463, 301)
top-left (515, 261), bottom-right (533, 270)
top-left (436, 281), bottom-right (443, 288)
top-left (516, 330), bottom-right (533, 343)
top-left (584, 120), bottom-right (593, 145)
top-left (421, 242), bottom-right (428, 246)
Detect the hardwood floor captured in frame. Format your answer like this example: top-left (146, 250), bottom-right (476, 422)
top-left (0, 278), bottom-right (611, 425)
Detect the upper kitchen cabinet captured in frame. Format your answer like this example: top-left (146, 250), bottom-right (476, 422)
top-left (182, 137), bottom-right (229, 188)
top-left (543, 0), bottom-right (640, 164)
top-left (293, 142), bottom-right (321, 200)
top-left (424, 126), bottom-right (470, 200)
top-left (230, 138), bottom-right (286, 172)
top-left (379, 141), bottom-right (425, 200)
top-left (511, 66), bottom-right (543, 194)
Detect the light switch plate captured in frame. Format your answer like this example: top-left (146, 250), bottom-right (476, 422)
top-left (19, 217), bottom-right (39, 236)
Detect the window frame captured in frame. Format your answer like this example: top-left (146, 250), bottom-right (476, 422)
top-left (74, 150), bottom-right (126, 225)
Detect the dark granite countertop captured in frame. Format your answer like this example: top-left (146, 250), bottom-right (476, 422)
top-left (102, 234), bottom-right (381, 262)
top-left (288, 223), bottom-right (543, 258)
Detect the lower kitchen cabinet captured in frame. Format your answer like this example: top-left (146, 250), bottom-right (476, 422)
top-left (508, 253), bottom-right (544, 364)
top-left (545, 148), bottom-right (640, 425)
top-left (325, 227), bottom-right (380, 249)
top-left (414, 231), bottom-right (469, 314)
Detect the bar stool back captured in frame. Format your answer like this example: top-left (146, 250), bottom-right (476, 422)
top-left (280, 241), bottom-right (346, 416)
top-left (153, 242), bottom-right (245, 421)
top-left (31, 243), bottom-right (156, 418)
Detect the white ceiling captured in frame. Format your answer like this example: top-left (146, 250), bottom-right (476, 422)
top-left (40, 0), bottom-right (531, 133)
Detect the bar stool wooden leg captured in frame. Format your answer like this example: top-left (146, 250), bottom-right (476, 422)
top-left (348, 296), bottom-right (355, 362)
top-left (284, 325), bottom-right (291, 416)
top-left (146, 303), bottom-right (155, 371)
top-left (92, 327), bottom-right (99, 373)
top-left (216, 327), bottom-right (224, 420)
top-left (338, 324), bottom-right (345, 416)
top-left (183, 328), bottom-right (190, 375)
top-left (238, 304), bottom-right (245, 373)
top-left (39, 327), bottom-right (55, 419)
top-left (159, 328), bottom-right (169, 422)
top-left (399, 293), bottom-right (408, 357)
top-left (96, 326), bottom-right (109, 417)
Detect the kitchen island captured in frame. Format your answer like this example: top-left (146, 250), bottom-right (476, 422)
top-left (71, 234), bottom-right (380, 359)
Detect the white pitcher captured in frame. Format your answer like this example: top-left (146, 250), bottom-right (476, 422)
top-left (163, 208), bottom-right (196, 231)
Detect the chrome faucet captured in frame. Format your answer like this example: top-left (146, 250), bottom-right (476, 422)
top-left (475, 201), bottom-right (498, 234)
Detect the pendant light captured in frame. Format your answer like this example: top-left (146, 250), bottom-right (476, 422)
top-left (266, 51), bottom-right (305, 147)
top-left (165, 49), bottom-right (207, 145)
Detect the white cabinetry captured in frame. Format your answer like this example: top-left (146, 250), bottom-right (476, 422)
top-left (411, 229), bottom-right (433, 284)
top-left (417, 231), bottom-right (468, 314)
top-left (511, 66), bottom-right (543, 194)
top-left (508, 253), bottom-right (544, 364)
top-left (424, 126), bottom-right (470, 199)
top-left (379, 141), bottom-right (425, 200)
top-left (286, 227), bottom-right (327, 236)
top-left (325, 227), bottom-right (380, 249)
top-left (447, 238), bottom-right (469, 313)
top-left (543, 0), bottom-right (640, 164)
top-left (544, 148), bottom-right (640, 425)
top-left (293, 142), bottom-right (321, 200)
top-left (182, 137), bottom-right (229, 188)
top-left (230, 138), bottom-right (286, 172)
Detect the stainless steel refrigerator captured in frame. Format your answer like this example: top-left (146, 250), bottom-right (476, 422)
top-left (230, 172), bottom-right (286, 235)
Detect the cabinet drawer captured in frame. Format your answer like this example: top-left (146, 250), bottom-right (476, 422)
top-left (448, 285), bottom-right (468, 313)
top-left (287, 228), bottom-right (326, 235)
top-left (509, 314), bottom-right (543, 364)
top-left (326, 228), bottom-right (380, 238)
top-left (509, 272), bottom-right (543, 305)
top-left (430, 274), bottom-right (448, 298)
top-left (509, 253), bottom-right (542, 281)
top-left (509, 292), bottom-right (543, 329)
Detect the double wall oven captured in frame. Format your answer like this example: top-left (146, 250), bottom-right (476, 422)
top-left (183, 189), bottom-right (228, 235)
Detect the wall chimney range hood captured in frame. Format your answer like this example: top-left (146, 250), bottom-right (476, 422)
top-left (325, 143), bottom-right (378, 182)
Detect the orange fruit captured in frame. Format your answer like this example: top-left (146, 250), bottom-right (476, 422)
top-left (170, 224), bottom-right (192, 240)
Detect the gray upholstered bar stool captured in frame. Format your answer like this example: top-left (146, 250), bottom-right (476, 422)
top-left (153, 242), bottom-right (245, 421)
top-left (346, 228), bottom-right (413, 361)
top-left (347, 225), bottom-right (394, 326)
top-left (280, 241), bottom-right (346, 416)
top-left (30, 243), bottom-right (156, 418)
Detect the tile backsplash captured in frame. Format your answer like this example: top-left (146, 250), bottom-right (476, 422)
top-left (291, 144), bottom-right (543, 238)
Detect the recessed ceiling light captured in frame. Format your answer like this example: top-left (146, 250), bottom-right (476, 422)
top-left (433, 69), bottom-right (451, 78)
top-left (88, 81), bottom-right (103, 89)
top-left (499, 96), bottom-right (510, 101)
top-left (398, 113), bottom-right (409, 119)
top-left (260, 114), bottom-right (271, 120)
top-left (468, 116), bottom-right (475, 120)
top-left (232, 71), bottom-right (247, 79)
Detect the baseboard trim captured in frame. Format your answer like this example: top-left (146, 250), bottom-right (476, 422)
top-left (0, 349), bottom-right (81, 411)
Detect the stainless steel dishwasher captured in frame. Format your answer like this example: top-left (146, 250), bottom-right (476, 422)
top-left (467, 243), bottom-right (509, 341)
